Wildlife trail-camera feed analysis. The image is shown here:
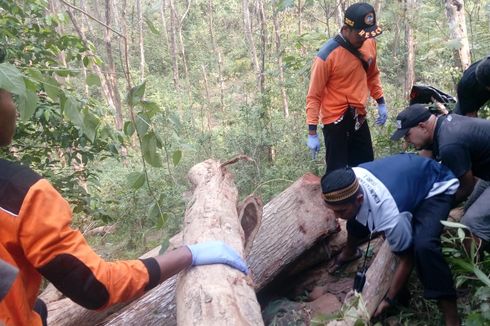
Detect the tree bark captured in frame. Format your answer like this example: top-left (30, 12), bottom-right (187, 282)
top-left (444, 0), bottom-right (471, 70)
top-left (242, 0), bottom-right (262, 93)
top-left (45, 173), bottom-right (336, 325)
top-left (136, 0), bottom-right (145, 81)
top-left (248, 173), bottom-right (339, 291)
top-left (167, 0), bottom-right (180, 88)
top-left (272, 9), bottom-right (289, 118)
top-left (207, 0), bottom-right (225, 111)
top-left (104, 0), bottom-right (124, 130)
top-left (175, 160), bottom-right (263, 325)
top-left (404, 0), bottom-right (416, 98)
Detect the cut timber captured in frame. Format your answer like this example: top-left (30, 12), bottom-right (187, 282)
top-left (326, 240), bottom-right (399, 325)
top-left (176, 159), bottom-right (263, 326)
top-left (46, 173), bottom-right (336, 325)
top-left (249, 173), bottom-right (339, 291)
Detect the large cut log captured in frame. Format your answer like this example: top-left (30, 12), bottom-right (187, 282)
top-left (46, 173), bottom-right (337, 325)
top-left (248, 173), bottom-right (339, 291)
top-left (176, 159), bottom-right (263, 326)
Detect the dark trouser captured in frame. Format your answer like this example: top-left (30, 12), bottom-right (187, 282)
top-left (322, 108), bottom-right (374, 175)
top-left (347, 194), bottom-right (456, 300)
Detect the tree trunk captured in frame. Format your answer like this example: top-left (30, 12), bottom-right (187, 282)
top-left (175, 160), bottom-right (263, 325)
top-left (242, 0), bottom-right (262, 93)
top-left (136, 0), bottom-right (145, 81)
top-left (272, 9), bottom-right (289, 118)
top-left (104, 0), bottom-right (124, 130)
top-left (444, 0), bottom-right (471, 70)
top-left (248, 173), bottom-right (339, 291)
top-left (257, 0), bottom-right (267, 95)
top-left (45, 173), bottom-right (337, 325)
top-left (65, 6), bottom-right (118, 129)
top-left (298, 0), bottom-right (303, 35)
top-left (207, 0), bottom-right (225, 111)
top-left (404, 0), bottom-right (416, 98)
top-left (167, 0), bottom-right (180, 88)
top-left (335, 0), bottom-right (344, 30)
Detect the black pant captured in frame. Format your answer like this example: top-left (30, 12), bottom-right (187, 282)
top-left (347, 194), bottom-right (456, 300)
top-left (322, 108), bottom-right (374, 174)
top-left (34, 298), bottom-right (48, 326)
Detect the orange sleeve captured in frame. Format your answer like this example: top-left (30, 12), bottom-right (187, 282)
top-left (18, 179), bottom-right (160, 310)
top-left (306, 56), bottom-right (330, 126)
top-left (365, 39), bottom-right (384, 101)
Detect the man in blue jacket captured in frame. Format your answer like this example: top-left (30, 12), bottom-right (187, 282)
top-left (322, 154), bottom-right (460, 325)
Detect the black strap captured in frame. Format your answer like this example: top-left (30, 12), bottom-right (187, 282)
top-left (334, 34), bottom-right (369, 72)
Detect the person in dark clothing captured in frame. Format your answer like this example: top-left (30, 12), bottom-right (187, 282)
top-left (322, 154), bottom-right (460, 325)
top-left (392, 104), bottom-right (490, 254)
top-left (454, 55), bottom-right (490, 117)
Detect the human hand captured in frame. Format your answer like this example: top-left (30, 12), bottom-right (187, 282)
top-left (187, 241), bottom-right (248, 274)
top-left (373, 296), bottom-right (393, 317)
top-left (376, 103), bottom-right (387, 125)
top-left (307, 134), bottom-right (320, 159)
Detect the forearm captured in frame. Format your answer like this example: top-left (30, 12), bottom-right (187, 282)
top-left (385, 253), bottom-right (413, 300)
top-left (154, 246), bottom-right (193, 283)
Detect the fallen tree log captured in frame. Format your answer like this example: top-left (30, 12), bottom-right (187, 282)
top-left (46, 173), bottom-right (337, 325)
top-left (176, 159), bottom-right (263, 325)
top-left (248, 173), bottom-right (339, 291)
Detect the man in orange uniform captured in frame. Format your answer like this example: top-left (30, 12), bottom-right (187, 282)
top-left (0, 89), bottom-right (248, 325)
top-left (306, 2), bottom-right (387, 173)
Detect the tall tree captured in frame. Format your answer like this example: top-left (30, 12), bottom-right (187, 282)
top-left (136, 0), bottom-right (145, 81)
top-left (166, 0), bottom-right (180, 88)
top-left (207, 0), bottom-right (225, 111)
top-left (272, 7), bottom-right (289, 118)
top-left (104, 0), bottom-right (124, 130)
top-left (444, 0), bottom-right (471, 70)
top-left (404, 0), bottom-right (416, 98)
top-left (243, 0), bottom-right (262, 93)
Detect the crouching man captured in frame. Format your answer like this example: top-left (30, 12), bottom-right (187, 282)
top-left (321, 153), bottom-right (460, 326)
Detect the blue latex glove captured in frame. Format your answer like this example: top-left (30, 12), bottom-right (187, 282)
top-left (376, 103), bottom-right (388, 126)
top-left (307, 134), bottom-right (320, 159)
top-left (187, 241), bottom-right (248, 274)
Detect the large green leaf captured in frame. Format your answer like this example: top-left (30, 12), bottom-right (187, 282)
top-left (18, 89), bottom-right (38, 121)
top-left (82, 108), bottom-right (100, 142)
top-left (135, 113), bottom-right (150, 136)
top-left (63, 96), bottom-right (83, 127)
top-left (86, 73), bottom-right (101, 87)
top-left (123, 120), bottom-right (135, 137)
top-left (172, 150), bottom-right (182, 166)
top-left (142, 132), bottom-right (162, 167)
top-left (127, 82), bottom-right (146, 106)
top-left (43, 76), bottom-right (60, 100)
top-left (0, 63), bottom-right (26, 96)
top-left (127, 172), bottom-right (146, 190)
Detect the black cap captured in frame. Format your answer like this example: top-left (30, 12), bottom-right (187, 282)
top-left (344, 2), bottom-right (382, 39)
top-left (476, 56), bottom-right (490, 88)
top-left (390, 104), bottom-right (432, 140)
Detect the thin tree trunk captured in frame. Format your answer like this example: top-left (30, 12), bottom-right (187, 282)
top-left (257, 0), bottom-right (267, 95)
top-left (298, 0), bottom-right (303, 35)
top-left (242, 0), bottom-right (262, 93)
top-left (207, 0), bottom-right (225, 111)
top-left (65, 6), bottom-right (117, 127)
top-left (168, 0), bottom-right (180, 88)
top-left (404, 0), bottom-right (416, 98)
top-left (444, 0), bottom-right (471, 70)
top-left (105, 0), bottom-right (124, 130)
top-left (335, 0), bottom-right (344, 30)
top-left (136, 0), bottom-right (145, 81)
top-left (159, 0), bottom-right (172, 74)
top-left (272, 10), bottom-right (289, 118)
